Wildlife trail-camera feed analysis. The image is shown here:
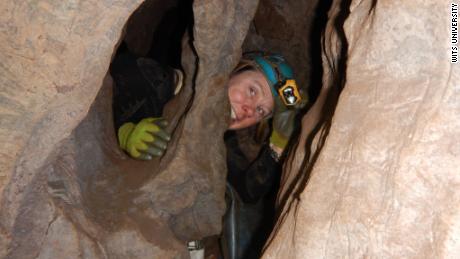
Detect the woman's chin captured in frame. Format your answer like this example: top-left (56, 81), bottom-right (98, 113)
top-left (228, 120), bottom-right (255, 130)
top-left (228, 120), bottom-right (243, 130)
top-left (228, 123), bottom-right (238, 130)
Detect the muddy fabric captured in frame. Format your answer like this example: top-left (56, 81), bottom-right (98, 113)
top-left (263, 0), bottom-right (460, 258)
top-left (226, 132), bottom-right (280, 204)
top-left (225, 134), bottom-right (281, 258)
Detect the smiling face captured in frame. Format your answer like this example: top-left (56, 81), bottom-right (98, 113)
top-left (227, 69), bottom-right (274, 130)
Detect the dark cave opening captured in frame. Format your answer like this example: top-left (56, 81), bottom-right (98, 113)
top-left (114, 0), bottom-right (193, 69)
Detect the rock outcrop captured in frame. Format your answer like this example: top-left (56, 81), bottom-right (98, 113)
top-left (263, 0), bottom-right (460, 258)
top-left (0, 0), bottom-right (258, 257)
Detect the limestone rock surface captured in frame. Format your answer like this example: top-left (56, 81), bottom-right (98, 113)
top-left (263, 0), bottom-right (460, 258)
top-left (0, 1), bottom-right (146, 256)
top-left (0, 0), bottom-right (258, 257)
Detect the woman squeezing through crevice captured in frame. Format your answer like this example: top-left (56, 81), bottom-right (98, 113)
top-left (111, 51), bottom-right (308, 258)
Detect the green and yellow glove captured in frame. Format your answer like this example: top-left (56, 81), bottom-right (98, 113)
top-left (269, 106), bottom-right (297, 153)
top-left (269, 91), bottom-right (308, 158)
top-left (118, 117), bottom-right (171, 160)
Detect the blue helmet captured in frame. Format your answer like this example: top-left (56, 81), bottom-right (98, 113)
top-left (242, 52), bottom-right (302, 108)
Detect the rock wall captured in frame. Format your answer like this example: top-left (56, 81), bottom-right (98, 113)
top-left (0, 1), bottom-right (145, 257)
top-left (263, 0), bottom-right (460, 258)
top-left (0, 0), bottom-right (258, 257)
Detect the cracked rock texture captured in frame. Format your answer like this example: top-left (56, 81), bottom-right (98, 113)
top-left (0, 0), bottom-right (258, 257)
top-left (263, 0), bottom-right (460, 258)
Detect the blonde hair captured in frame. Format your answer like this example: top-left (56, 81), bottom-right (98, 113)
top-left (231, 59), bottom-right (258, 76)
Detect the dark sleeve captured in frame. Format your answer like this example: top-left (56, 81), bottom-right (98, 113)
top-left (242, 146), bottom-right (280, 203)
top-left (226, 143), bottom-right (280, 204)
top-left (110, 53), bottom-right (175, 129)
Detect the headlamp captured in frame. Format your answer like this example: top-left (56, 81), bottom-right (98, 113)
top-left (277, 79), bottom-right (301, 106)
top-left (245, 52), bottom-right (302, 108)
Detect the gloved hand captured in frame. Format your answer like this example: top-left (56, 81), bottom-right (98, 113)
top-left (269, 106), bottom-right (297, 152)
top-left (118, 117), bottom-right (171, 160)
top-left (269, 91), bottom-right (308, 156)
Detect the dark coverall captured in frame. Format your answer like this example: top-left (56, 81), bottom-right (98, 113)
top-left (111, 52), bottom-right (280, 259)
